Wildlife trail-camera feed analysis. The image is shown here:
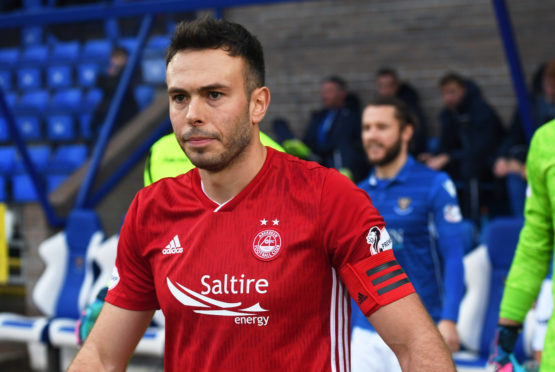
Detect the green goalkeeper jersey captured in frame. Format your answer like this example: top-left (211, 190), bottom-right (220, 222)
top-left (500, 118), bottom-right (555, 370)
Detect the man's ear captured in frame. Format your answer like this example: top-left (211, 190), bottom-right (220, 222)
top-left (402, 124), bottom-right (414, 143)
top-left (250, 87), bottom-right (271, 125)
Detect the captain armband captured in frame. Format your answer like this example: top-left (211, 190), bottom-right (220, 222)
top-left (340, 250), bottom-right (415, 317)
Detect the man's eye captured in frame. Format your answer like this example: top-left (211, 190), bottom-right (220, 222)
top-left (208, 92), bottom-right (223, 99)
top-left (174, 94), bottom-right (186, 102)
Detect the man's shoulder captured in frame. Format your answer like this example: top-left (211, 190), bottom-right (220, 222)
top-left (408, 161), bottom-right (452, 188)
top-left (532, 118), bottom-right (555, 144)
top-left (271, 148), bottom-right (327, 174)
top-left (139, 170), bottom-right (195, 203)
top-left (270, 149), bottom-right (351, 189)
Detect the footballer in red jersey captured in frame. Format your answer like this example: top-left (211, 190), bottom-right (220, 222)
top-left (69, 16), bottom-right (455, 372)
top-left (107, 148), bottom-right (413, 371)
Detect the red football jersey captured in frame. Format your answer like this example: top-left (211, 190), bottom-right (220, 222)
top-left (106, 148), bottom-right (414, 371)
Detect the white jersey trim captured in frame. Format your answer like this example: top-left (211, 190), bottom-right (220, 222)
top-left (331, 268), bottom-right (350, 372)
top-left (200, 180), bottom-right (233, 212)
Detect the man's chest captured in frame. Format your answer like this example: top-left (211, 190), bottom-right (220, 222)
top-left (367, 186), bottom-right (430, 250)
top-left (142, 205), bottom-right (332, 329)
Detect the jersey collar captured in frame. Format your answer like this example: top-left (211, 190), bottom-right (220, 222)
top-left (191, 147), bottom-right (275, 212)
top-left (367, 155), bottom-right (415, 188)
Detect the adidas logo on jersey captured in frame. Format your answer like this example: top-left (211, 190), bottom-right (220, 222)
top-left (163, 235), bottom-right (183, 254)
top-left (357, 292), bottom-right (368, 305)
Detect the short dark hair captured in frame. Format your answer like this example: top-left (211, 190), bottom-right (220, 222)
top-left (166, 16), bottom-right (265, 93)
top-left (376, 67), bottom-right (398, 80)
top-left (366, 96), bottom-right (417, 130)
top-left (439, 72), bottom-right (466, 88)
top-left (323, 75), bottom-right (348, 91)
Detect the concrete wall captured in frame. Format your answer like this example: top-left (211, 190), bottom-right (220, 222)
top-left (224, 0), bottom-right (555, 136)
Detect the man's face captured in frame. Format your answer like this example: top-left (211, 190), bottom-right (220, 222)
top-left (361, 105), bottom-right (406, 166)
top-left (441, 81), bottom-right (465, 110)
top-left (320, 81), bottom-right (345, 109)
top-left (543, 76), bottom-right (555, 104)
top-left (166, 49), bottom-right (254, 172)
top-left (377, 74), bottom-right (398, 97)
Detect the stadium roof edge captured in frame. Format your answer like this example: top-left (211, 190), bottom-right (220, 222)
top-left (0, 0), bottom-right (305, 28)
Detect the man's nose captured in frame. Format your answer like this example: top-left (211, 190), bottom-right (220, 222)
top-left (186, 96), bottom-right (204, 125)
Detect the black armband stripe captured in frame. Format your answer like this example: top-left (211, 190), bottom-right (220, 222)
top-left (366, 260), bottom-right (398, 277)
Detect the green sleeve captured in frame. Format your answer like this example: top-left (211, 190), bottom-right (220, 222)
top-left (500, 120), bottom-right (555, 322)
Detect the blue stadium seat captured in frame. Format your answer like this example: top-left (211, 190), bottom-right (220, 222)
top-left (50, 88), bottom-right (83, 113)
top-left (19, 44), bottom-right (49, 66)
top-left (0, 175), bottom-right (6, 201)
top-left (145, 35), bottom-right (170, 53)
top-left (0, 117), bottom-right (10, 143)
top-left (46, 174), bottom-right (69, 193)
top-left (0, 48), bottom-right (20, 69)
top-left (49, 41), bottom-right (80, 65)
top-left (0, 69), bottom-right (12, 91)
top-left (11, 173), bottom-right (40, 202)
top-left (141, 58), bottom-right (166, 84)
top-left (16, 115), bottom-right (42, 141)
top-left (16, 67), bottom-right (42, 91)
top-left (455, 217), bottom-right (530, 369)
top-left (79, 114), bottom-right (93, 140)
top-left (14, 145), bottom-right (51, 173)
top-left (118, 37), bottom-right (138, 54)
top-left (84, 88), bottom-right (104, 112)
top-left (23, 0), bottom-right (42, 10)
top-left (45, 114), bottom-right (77, 142)
top-left (77, 62), bottom-right (100, 87)
top-left (81, 39), bottom-right (112, 64)
top-left (16, 89), bottom-right (49, 113)
top-left (21, 27), bottom-right (43, 46)
top-left (0, 146), bottom-right (17, 175)
top-left (4, 91), bottom-right (18, 108)
top-left (48, 144), bottom-right (88, 173)
top-left (46, 64), bottom-right (73, 89)
top-left (134, 84), bottom-right (155, 110)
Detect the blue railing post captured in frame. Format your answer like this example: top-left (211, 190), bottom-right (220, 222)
top-left (87, 119), bottom-right (172, 208)
top-left (75, 14), bottom-right (153, 209)
top-left (492, 0), bottom-right (535, 141)
top-left (0, 87), bottom-right (65, 227)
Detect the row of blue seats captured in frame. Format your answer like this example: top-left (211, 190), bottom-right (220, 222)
top-left (0, 172), bottom-right (70, 202)
top-left (0, 35), bottom-right (170, 69)
top-left (0, 85), bottom-right (155, 143)
top-left (0, 144), bottom-right (88, 175)
top-left (0, 87), bottom-right (103, 142)
top-left (0, 61), bottom-right (104, 91)
top-left (0, 144), bottom-right (88, 202)
top-left (0, 56), bottom-right (166, 91)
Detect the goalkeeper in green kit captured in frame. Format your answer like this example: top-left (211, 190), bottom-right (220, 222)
top-left (491, 118), bottom-right (555, 371)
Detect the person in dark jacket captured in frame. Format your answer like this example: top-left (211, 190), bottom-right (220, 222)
top-left (422, 72), bottom-right (505, 222)
top-left (274, 76), bottom-right (368, 182)
top-left (376, 67), bottom-right (429, 157)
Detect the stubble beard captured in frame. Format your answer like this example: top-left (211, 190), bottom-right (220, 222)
top-left (182, 108), bottom-right (252, 172)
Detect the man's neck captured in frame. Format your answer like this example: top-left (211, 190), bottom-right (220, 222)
top-left (374, 152), bottom-right (408, 180)
top-left (199, 141), bottom-right (267, 205)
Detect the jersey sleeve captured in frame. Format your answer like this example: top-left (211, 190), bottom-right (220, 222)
top-left (105, 191), bottom-right (160, 310)
top-left (430, 174), bottom-right (465, 322)
top-left (320, 170), bottom-right (415, 317)
top-left (500, 125), bottom-right (555, 322)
